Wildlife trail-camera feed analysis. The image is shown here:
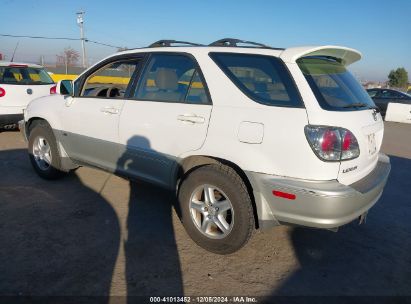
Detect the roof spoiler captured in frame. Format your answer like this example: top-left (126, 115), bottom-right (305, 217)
top-left (280, 45), bottom-right (362, 66)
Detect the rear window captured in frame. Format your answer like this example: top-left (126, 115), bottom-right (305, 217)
top-left (0, 66), bottom-right (54, 85)
top-left (210, 53), bottom-right (303, 107)
top-left (297, 57), bottom-right (375, 111)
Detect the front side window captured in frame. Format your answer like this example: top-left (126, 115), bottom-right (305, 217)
top-left (134, 53), bottom-right (210, 104)
top-left (210, 53), bottom-right (302, 107)
top-left (298, 57), bottom-right (376, 111)
top-left (80, 59), bottom-right (140, 98)
top-left (0, 66), bottom-right (54, 85)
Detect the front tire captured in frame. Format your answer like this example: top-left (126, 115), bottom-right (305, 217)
top-left (178, 164), bottom-right (255, 254)
top-left (28, 121), bottom-right (67, 180)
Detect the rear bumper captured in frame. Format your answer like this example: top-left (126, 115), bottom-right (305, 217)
top-left (0, 114), bottom-right (23, 128)
top-left (18, 120), bottom-right (28, 141)
top-left (246, 153), bottom-right (391, 229)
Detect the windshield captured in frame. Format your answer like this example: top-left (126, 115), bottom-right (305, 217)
top-left (297, 57), bottom-right (375, 110)
top-left (0, 66), bottom-right (54, 85)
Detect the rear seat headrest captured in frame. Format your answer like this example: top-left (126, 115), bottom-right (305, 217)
top-left (155, 68), bottom-right (178, 90)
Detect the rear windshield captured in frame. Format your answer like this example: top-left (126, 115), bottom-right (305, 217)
top-left (297, 57), bottom-right (375, 111)
top-left (0, 66), bottom-right (54, 85)
top-left (210, 53), bottom-right (303, 107)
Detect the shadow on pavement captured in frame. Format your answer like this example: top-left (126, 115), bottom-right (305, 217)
top-left (0, 146), bottom-right (184, 298)
top-left (272, 156), bottom-right (411, 297)
top-left (125, 181), bottom-right (183, 296)
top-left (0, 149), bottom-right (120, 298)
top-left (116, 135), bottom-right (183, 297)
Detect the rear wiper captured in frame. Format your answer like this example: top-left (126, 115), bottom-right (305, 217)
top-left (343, 103), bottom-right (381, 112)
top-left (371, 106), bottom-right (381, 113)
top-left (343, 103), bottom-right (369, 108)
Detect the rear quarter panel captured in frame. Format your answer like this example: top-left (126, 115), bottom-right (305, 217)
top-left (190, 105), bottom-right (341, 181)
top-left (181, 52), bottom-right (340, 181)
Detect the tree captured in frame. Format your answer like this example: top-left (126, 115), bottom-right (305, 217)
top-left (56, 47), bottom-right (80, 67)
top-left (117, 47), bottom-right (128, 52)
top-left (388, 68), bottom-right (409, 88)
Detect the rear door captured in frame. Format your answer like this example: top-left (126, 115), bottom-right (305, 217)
top-left (0, 65), bottom-right (54, 109)
top-left (118, 53), bottom-right (212, 187)
top-left (385, 93), bottom-right (411, 123)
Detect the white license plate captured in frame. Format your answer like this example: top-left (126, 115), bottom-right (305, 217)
top-left (368, 133), bottom-right (377, 155)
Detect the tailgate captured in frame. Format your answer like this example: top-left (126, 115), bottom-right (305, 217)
top-left (337, 110), bottom-right (384, 185)
top-left (307, 109), bottom-right (384, 185)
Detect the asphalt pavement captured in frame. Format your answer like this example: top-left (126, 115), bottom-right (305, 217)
top-left (0, 122), bottom-right (410, 298)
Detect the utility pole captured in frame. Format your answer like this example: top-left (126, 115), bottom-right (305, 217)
top-left (76, 11), bottom-right (87, 68)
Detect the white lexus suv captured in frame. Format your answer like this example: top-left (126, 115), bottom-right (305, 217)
top-left (20, 39), bottom-right (391, 254)
top-left (0, 62), bottom-right (56, 130)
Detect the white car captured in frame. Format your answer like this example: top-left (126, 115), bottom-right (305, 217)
top-left (20, 39), bottom-right (391, 254)
top-left (367, 88), bottom-right (411, 123)
top-left (0, 62), bottom-right (56, 130)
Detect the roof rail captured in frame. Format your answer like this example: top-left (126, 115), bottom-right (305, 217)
top-left (209, 38), bottom-right (284, 50)
top-left (149, 40), bottom-right (204, 48)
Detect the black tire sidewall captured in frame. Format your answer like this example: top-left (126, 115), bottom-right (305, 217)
top-left (179, 165), bottom-right (254, 254)
top-left (28, 122), bottom-right (64, 179)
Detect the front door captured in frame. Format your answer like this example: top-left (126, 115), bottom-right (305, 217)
top-left (59, 57), bottom-right (142, 171)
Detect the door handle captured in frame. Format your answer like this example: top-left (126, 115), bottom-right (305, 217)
top-left (100, 107), bottom-right (119, 114)
top-left (177, 114), bottom-right (205, 124)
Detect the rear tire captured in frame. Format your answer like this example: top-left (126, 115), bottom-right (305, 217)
top-left (28, 121), bottom-right (67, 180)
top-left (178, 163), bottom-right (255, 254)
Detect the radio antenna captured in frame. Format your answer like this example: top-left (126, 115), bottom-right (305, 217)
top-left (11, 41), bottom-right (19, 62)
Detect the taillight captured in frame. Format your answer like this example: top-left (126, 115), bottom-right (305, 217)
top-left (305, 125), bottom-right (360, 161)
top-left (0, 87), bottom-right (5, 97)
top-left (340, 128), bottom-right (359, 160)
top-left (50, 85), bottom-right (57, 94)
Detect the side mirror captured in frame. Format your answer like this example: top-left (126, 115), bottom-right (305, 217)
top-left (56, 80), bottom-right (74, 96)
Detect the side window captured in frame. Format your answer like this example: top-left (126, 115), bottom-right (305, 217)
top-left (134, 53), bottom-right (209, 104)
top-left (367, 90), bottom-right (378, 98)
top-left (80, 59), bottom-right (139, 98)
top-left (380, 90), bottom-right (401, 99)
top-left (186, 70), bottom-right (210, 104)
top-left (210, 53), bottom-right (302, 107)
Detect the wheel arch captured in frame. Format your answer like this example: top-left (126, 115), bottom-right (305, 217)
top-left (25, 117), bottom-right (78, 172)
top-left (176, 155), bottom-right (259, 229)
top-left (26, 117), bottom-right (50, 136)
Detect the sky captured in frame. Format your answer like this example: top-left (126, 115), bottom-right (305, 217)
top-left (0, 0), bottom-right (410, 81)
